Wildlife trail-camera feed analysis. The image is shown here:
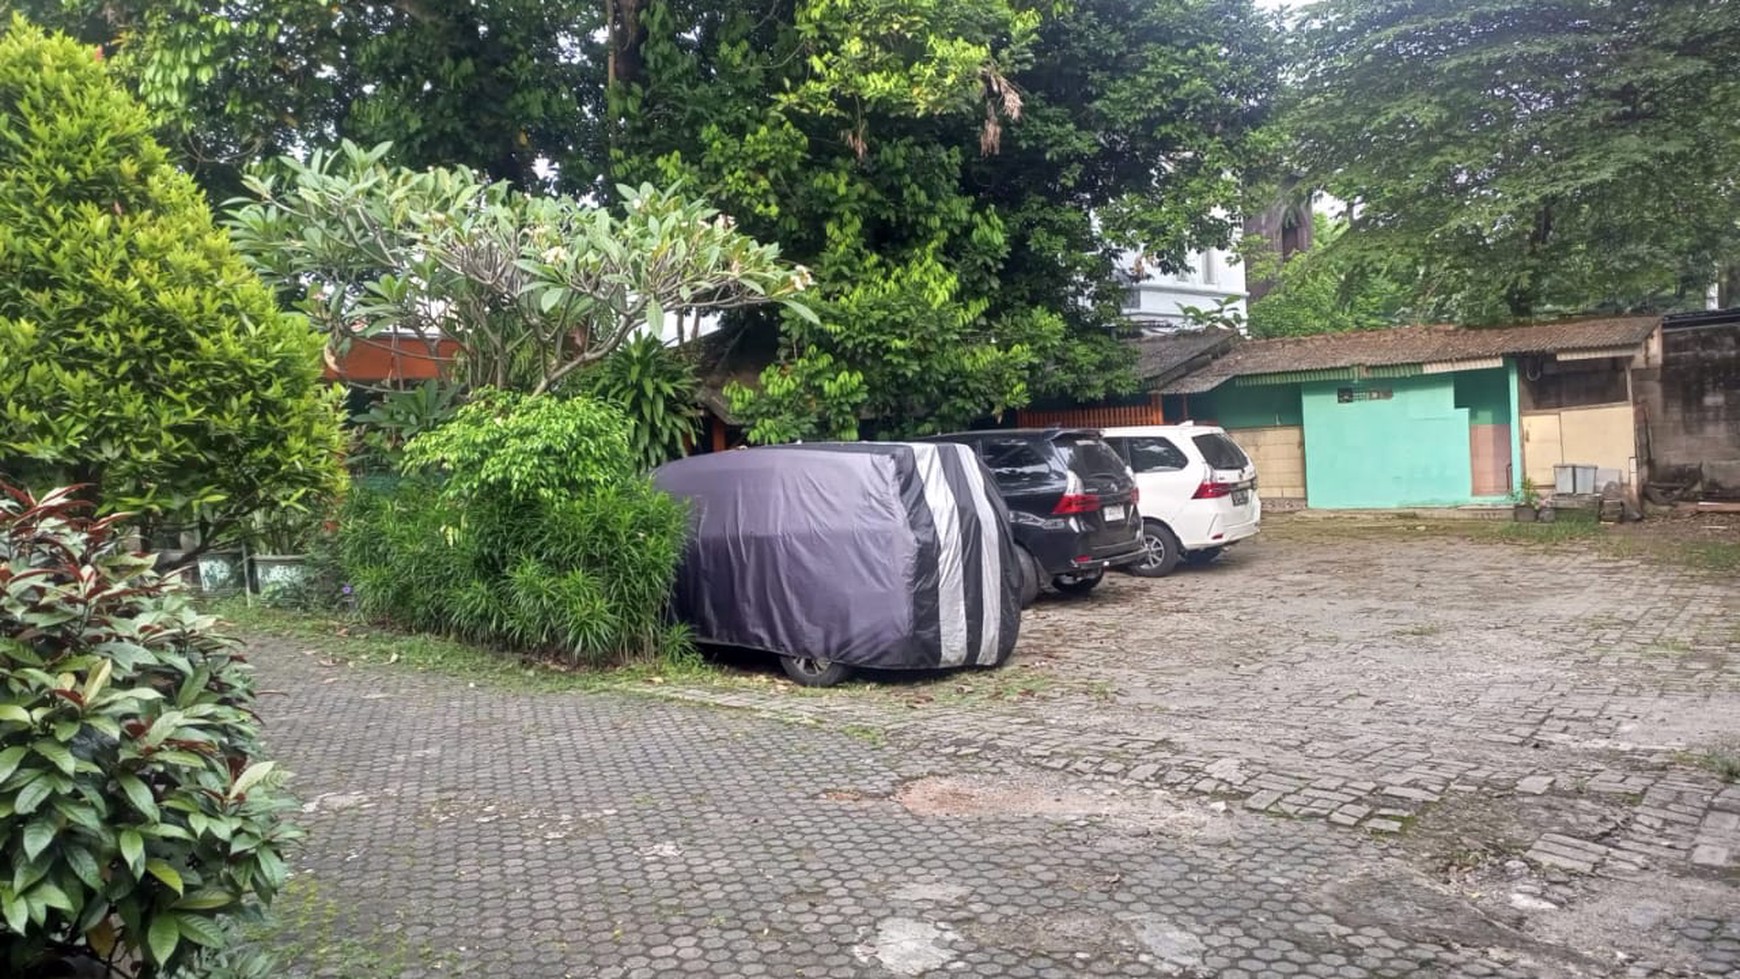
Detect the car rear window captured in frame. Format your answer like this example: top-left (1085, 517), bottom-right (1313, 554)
top-left (1055, 436), bottom-right (1129, 479)
top-left (1192, 433), bottom-right (1250, 470)
top-left (981, 440), bottom-right (1054, 482)
top-left (1121, 436), bottom-right (1189, 474)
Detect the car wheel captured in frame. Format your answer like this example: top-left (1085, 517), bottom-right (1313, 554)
top-left (1015, 547), bottom-right (1042, 609)
top-left (1126, 521), bottom-right (1181, 578)
top-left (780, 655), bottom-right (854, 687)
top-left (1051, 568), bottom-right (1105, 596)
top-left (1183, 546), bottom-right (1224, 566)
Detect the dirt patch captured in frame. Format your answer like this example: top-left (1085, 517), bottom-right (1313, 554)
top-left (895, 773), bottom-right (1238, 842)
top-left (964, 910), bottom-right (1132, 956)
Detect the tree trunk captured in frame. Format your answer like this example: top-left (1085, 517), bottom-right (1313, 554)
top-left (607, 0), bottom-right (645, 92)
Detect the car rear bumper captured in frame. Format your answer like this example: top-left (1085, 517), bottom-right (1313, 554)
top-left (1026, 529), bottom-right (1147, 575)
top-left (1081, 537), bottom-right (1147, 570)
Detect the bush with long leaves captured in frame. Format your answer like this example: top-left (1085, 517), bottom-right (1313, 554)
top-left (343, 392), bottom-right (690, 664)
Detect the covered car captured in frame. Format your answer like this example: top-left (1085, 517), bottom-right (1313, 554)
top-left (651, 442), bottom-right (1022, 686)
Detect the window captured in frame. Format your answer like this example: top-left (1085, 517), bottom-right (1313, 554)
top-left (981, 440), bottom-right (1054, 483)
top-left (1054, 436), bottom-right (1129, 479)
top-left (1121, 437), bottom-right (1189, 473)
top-left (1525, 359), bottom-right (1629, 410)
top-left (1192, 433), bottom-right (1250, 470)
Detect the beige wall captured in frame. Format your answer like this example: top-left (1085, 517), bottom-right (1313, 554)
top-left (1520, 403), bottom-right (1636, 492)
top-left (1227, 425), bottom-right (1306, 499)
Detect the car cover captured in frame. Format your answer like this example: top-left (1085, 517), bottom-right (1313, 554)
top-left (652, 442), bottom-right (1022, 671)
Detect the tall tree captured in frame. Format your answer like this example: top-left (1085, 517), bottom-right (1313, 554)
top-left (616, 0), bottom-right (1280, 439)
top-left (1290, 0), bottom-right (1740, 321)
top-left (1245, 215), bottom-right (1412, 338)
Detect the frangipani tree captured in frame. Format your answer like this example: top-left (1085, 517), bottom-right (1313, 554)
top-left (227, 141), bottom-right (814, 395)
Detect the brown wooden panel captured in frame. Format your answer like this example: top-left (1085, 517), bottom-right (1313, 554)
top-left (1015, 402), bottom-right (1165, 429)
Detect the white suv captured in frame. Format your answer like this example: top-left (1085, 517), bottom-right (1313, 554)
top-left (1099, 424), bottom-right (1261, 576)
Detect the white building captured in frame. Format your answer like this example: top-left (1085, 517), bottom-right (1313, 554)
top-left (1119, 245), bottom-right (1247, 333)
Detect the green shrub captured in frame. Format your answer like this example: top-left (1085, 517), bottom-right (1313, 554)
top-left (342, 393), bottom-right (690, 665)
top-left (0, 484), bottom-right (298, 978)
top-left (0, 18), bottom-right (344, 552)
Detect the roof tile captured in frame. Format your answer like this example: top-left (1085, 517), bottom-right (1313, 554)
top-left (1162, 315), bottom-right (1658, 394)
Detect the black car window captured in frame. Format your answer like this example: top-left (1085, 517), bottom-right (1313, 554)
top-left (980, 440), bottom-right (1055, 487)
top-left (1125, 436), bottom-right (1189, 473)
top-left (1054, 436), bottom-right (1129, 480)
top-left (1192, 433), bottom-right (1250, 470)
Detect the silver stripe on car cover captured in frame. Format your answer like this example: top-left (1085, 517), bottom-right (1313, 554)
top-left (908, 442), bottom-right (969, 667)
top-left (951, 447), bottom-right (1004, 665)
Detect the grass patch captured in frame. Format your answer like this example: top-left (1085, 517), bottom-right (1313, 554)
top-left (244, 876), bottom-right (459, 979)
top-left (1694, 750), bottom-right (1740, 783)
top-left (839, 724), bottom-right (887, 747)
top-left (1395, 623), bottom-right (1443, 638)
top-left (209, 598), bottom-right (726, 694)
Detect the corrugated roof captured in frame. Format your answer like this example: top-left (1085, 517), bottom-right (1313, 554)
top-left (1129, 328), bottom-right (1241, 383)
top-left (1161, 315), bottom-right (1659, 394)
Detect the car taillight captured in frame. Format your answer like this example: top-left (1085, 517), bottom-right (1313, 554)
top-left (1054, 493), bottom-right (1101, 515)
top-left (1192, 481), bottom-right (1233, 500)
top-left (1130, 487), bottom-right (1140, 504)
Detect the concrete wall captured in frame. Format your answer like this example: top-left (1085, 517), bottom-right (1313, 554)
top-left (1121, 247), bottom-right (1248, 327)
top-left (1301, 375), bottom-right (1480, 508)
top-left (1520, 404), bottom-right (1637, 491)
top-left (1634, 322), bottom-right (1740, 495)
top-left (1225, 425), bottom-right (1306, 499)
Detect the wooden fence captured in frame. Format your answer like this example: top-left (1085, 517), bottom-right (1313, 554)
top-left (1015, 402), bottom-right (1165, 430)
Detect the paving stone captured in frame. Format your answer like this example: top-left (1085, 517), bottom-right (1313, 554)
top-left (1516, 775), bottom-right (1554, 795)
top-left (241, 522), bottom-right (1740, 978)
top-left (1692, 844), bottom-right (1732, 868)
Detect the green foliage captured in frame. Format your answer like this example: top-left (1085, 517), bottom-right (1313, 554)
top-left (1289, 0), bottom-right (1740, 320)
top-left (1245, 216), bottom-right (1412, 338)
top-left (0, 485), bottom-right (298, 978)
top-left (348, 382), bottom-right (463, 475)
top-left (11, 0), bottom-right (601, 197)
top-left (346, 395), bottom-right (689, 665)
top-left (227, 141), bottom-right (814, 396)
top-left (615, 0), bottom-right (1281, 439)
top-left (401, 391), bottom-right (639, 503)
top-left (576, 335), bottom-right (701, 471)
top-left (0, 18), bottom-right (345, 552)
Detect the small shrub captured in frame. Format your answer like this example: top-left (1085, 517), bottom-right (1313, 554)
top-left (0, 484), bottom-right (298, 978)
top-left (343, 392), bottom-right (690, 665)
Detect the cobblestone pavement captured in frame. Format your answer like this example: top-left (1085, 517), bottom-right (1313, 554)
top-left (253, 518), bottom-right (1740, 977)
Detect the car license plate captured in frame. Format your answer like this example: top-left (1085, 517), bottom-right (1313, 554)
top-left (1231, 489), bottom-right (1250, 506)
top-left (1103, 504), bottom-right (1126, 522)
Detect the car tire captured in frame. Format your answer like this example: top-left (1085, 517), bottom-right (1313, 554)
top-left (1183, 546), bottom-right (1224, 566)
top-left (1126, 521), bottom-right (1182, 578)
top-left (780, 655), bottom-right (854, 687)
top-left (1051, 568), bottom-right (1104, 596)
top-left (1014, 547), bottom-right (1042, 609)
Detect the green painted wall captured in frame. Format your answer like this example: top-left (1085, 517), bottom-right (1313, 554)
top-left (1301, 375), bottom-right (1476, 508)
top-left (1188, 383), bottom-right (1303, 428)
top-left (1452, 368), bottom-right (1512, 425)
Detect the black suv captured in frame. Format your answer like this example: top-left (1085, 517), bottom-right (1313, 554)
top-left (921, 429), bottom-right (1144, 605)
